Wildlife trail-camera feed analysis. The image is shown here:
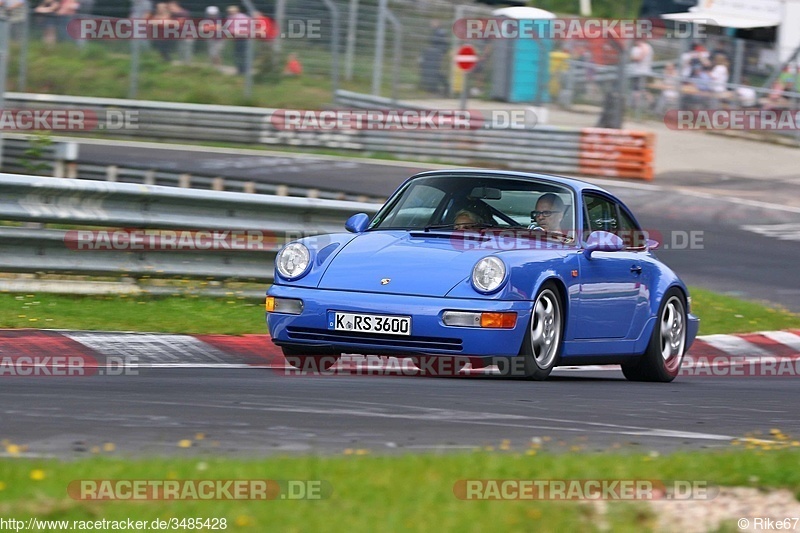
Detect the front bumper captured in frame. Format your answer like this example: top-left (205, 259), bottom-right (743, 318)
top-left (266, 285), bottom-right (533, 358)
top-left (686, 313), bottom-right (700, 351)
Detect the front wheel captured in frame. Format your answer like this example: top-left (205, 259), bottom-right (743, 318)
top-left (502, 283), bottom-right (564, 380)
top-left (621, 288), bottom-right (687, 382)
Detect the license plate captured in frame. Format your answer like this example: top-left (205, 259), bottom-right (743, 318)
top-left (329, 312), bottom-right (411, 336)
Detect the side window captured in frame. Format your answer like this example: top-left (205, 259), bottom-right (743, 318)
top-left (616, 207), bottom-right (647, 249)
top-left (582, 194), bottom-right (619, 240)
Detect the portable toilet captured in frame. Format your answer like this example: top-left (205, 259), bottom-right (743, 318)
top-left (490, 6), bottom-right (556, 104)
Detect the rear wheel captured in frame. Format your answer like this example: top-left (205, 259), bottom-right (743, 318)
top-left (282, 347), bottom-right (341, 372)
top-left (621, 288), bottom-right (687, 382)
top-left (502, 283), bottom-right (563, 380)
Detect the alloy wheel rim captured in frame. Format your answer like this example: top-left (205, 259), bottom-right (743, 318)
top-left (660, 296), bottom-right (686, 371)
top-left (531, 289), bottom-right (561, 368)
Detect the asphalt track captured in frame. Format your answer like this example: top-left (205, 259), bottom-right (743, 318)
top-left (2, 143), bottom-right (798, 459)
top-left (3, 366), bottom-right (799, 458)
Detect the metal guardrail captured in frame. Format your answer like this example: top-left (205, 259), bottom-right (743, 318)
top-left (0, 174), bottom-right (379, 283)
top-left (4, 91), bottom-right (654, 181)
top-left (1, 135), bottom-right (384, 202)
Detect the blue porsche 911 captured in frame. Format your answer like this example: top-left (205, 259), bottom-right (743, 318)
top-left (266, 170), bottom-right (699, 381)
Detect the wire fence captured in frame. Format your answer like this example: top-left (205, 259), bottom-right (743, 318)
top-left (4, 1), bottom-right (800, 135)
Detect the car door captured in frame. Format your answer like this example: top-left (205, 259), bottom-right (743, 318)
top-left (574, 193), bottom-right (648, 339)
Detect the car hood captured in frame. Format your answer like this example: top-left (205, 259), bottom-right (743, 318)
top-left (318, 231), bottom-right (482, 297)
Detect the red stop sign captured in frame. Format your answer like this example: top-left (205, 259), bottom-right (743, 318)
top-left (455, 45), bottom-right (478, 72)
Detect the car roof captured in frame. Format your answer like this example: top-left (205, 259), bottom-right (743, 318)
top-left (408, 169), bottom-right (613, 197)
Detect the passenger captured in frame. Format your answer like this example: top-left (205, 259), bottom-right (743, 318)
top-left (531, 193), bottom-right (565, 232)
top-left (453, 209), bottom-right (482, 230)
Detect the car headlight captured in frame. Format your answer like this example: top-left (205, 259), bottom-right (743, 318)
top-left (471, 256), bottom-right (506, 293)
top-left (276, 242), bottom-right (311, 280)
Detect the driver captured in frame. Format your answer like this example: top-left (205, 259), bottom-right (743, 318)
top-left (531, 193), bottom-right (565, 232)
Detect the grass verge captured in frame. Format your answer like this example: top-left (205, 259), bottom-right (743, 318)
top-left (1, 286), bottom-right (799, 336)
top-left (1, 448), bottom-right (799, 532)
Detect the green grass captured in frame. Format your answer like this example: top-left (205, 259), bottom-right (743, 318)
top-left (8, 40), bottom-right (427, 109)
top-left (689, 287), bottom-right (800, 335)
top-left (1, 286), bottom-right (798, 336)
top-left (0, 292), bottom-right (265, 335)
top-left (0, 447), bottom-right (798, 532)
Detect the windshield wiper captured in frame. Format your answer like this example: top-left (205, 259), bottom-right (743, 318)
top-left (422, 223), bottom-right (497, 232)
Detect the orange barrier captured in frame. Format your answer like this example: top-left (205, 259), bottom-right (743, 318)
top-left (578, 128), bottom-right (655, 181)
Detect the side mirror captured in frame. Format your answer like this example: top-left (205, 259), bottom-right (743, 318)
top-left (345, 213), bottom-right (370, 233)
top-left (583, 230), bottom-right (624, 259)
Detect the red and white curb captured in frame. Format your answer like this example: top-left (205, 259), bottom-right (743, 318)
top-left (0, 329), bottom-right (799, 377)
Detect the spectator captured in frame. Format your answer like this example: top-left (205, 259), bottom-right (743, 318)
top-left (2, 0), bottom-right (27, 17)
top-left (655, 62), bottom-right (680, 114)
top-left (419, 20), bottom-right (448, 95)
top-left (149, 2), bottom-right (174, 62)
top-left (34, 0), bottom-right (59, 45)
top-left (709, 54), bottom-right (729, 94)
top-left (202, 6), bottom-right (223, 67)
top-left (75, 0), bottom-right (94, 48)
top-left (629, 39), bottom-right (654, 109)
top-left (680, 42), bottom-right (709, 79)
top-left (168, 1), bottom-right (192, 62)
top-left (227, 5), bottom-right (250, 75)
top-left (735, 77), bottom-right (758, 108)
top-left (56, 0), bottom-right (78, 42)
top-left (283, 53), bottom-right (302, 76)
top-left (3, 0), bottom-right (28, 39)
top-left (130, 0), bottom-right (152, 18)
top-left (692, 65), bottom-right (712, 92)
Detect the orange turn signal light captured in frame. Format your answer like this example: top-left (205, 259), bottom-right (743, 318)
top-left (480, 312), bottom-right (517, 329)
top-left (265, 296), bottom-right (276, 312)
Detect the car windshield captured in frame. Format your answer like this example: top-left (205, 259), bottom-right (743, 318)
top-left (368, 174), bottom-right (576, 238)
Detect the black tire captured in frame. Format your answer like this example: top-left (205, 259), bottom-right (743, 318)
top-left (621, 288), bottom-right (687, 382)
top-left (282, 347), bottom-right (341, 372)
top-left (502, 283), bottom-right (564, 380)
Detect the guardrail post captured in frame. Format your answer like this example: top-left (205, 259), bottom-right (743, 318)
top-left (179, 173), bottom-right (192, 188)
top-left (244, 181), bottom-right (256, 194)
top-left (107, 165), bottom-right (118, 182)
top-left (321, 0), bottom-right (341, 102)
top-left (385, 10), bottom-right (401, 104)
top-left (276, 184), bottom-right (288, 196)
top-left (0, 9), bottom-right (9, 170)
top-left (212, 177), bottom-right (225, 191)
top-left (16, 7), bottom-right (29, 91)
top-left (344, 0), bottom-right (359, 81)
top-left (371, 0), bottom-right (388, 96)
top-left (129, 41), bottom-right (141, 100)
top-left (144, 169), bottom-right (156, 185)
